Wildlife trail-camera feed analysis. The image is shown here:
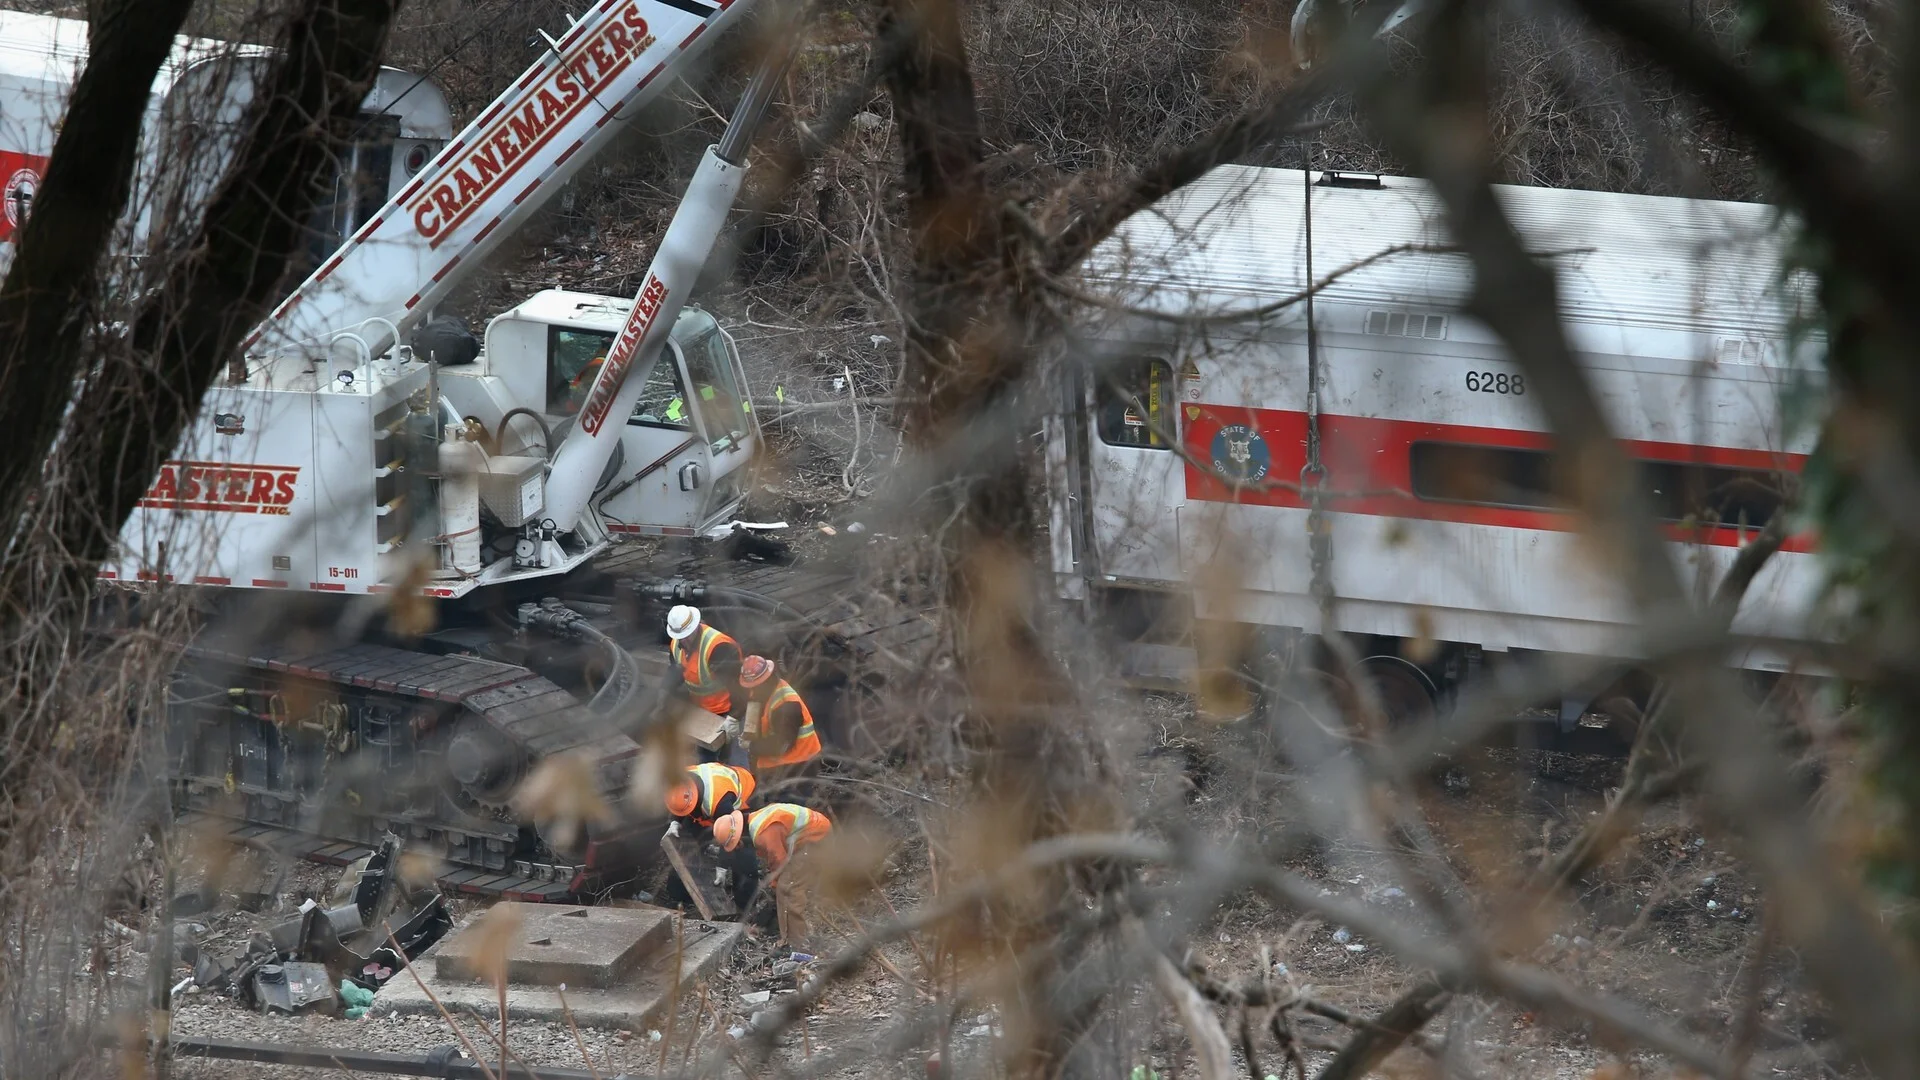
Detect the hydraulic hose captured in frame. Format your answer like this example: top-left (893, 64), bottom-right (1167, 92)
top-left (633, 580), bottom-right (822, 632)
top-left (496, 407), bottom-right (554, 461)
top-left (577, 621), bottom-right (643, 718)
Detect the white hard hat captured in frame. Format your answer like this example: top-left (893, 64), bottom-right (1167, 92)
top-left (666, 604), bottom-right (701, 640)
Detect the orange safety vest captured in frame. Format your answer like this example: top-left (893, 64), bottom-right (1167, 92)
top-left (754, 680), bottom-right (821, 768)
top-left (748, 804), bottom-right (831, 862)
top-left (686, 762), bottom-right (755, 824)
top-left (670, 624), bottom-right (738, 714)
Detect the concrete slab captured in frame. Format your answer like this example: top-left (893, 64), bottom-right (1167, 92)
top-left (433, 902), bottom-right (674, 989)
top-left (377, 909), bottom-right (743, 1030)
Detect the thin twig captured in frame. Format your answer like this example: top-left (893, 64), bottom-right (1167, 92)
top-left (556, 984), bottom-right (603, 1080)
top-left (387, 930), bottom-right (499, 1080)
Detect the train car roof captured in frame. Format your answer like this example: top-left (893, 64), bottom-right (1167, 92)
top-left (0, 10), bottom-right (266, 94)
top-left (0, 9), bottom-right (451, 138)
top-left (1087, 165), bottom-right (1819, 361)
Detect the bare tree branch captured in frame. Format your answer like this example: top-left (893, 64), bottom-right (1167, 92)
top-left (1358, 1), bottom-right (1920, 1075)
top-left (1313, 974), bottom-right (1451, 1080)
top-left (1133, 922), bottom-right (1237, 1080)
top-left (0, 0), bottom-right (195, 556)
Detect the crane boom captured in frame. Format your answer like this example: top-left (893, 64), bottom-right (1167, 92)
top-left (543, 26), bottom-right (792, 533)
top-left (245, 0), bottom-right (751, 366)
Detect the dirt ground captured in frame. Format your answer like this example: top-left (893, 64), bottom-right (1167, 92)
top-left (141, 715), bottom-right (1843, 1080)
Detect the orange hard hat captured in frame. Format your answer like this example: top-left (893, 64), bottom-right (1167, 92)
top-left (713, 810), bottom-right (745, 851)
top-left (740, 655), bottom-right (775, 689)
top-left (666, 779), bottom-right (698, 818)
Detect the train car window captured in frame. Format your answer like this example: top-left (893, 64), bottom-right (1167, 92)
top-left (1641, 460), bottom-right (1790, 529)
top-left (1410, 441), bottom-right (1791, 528)
top-left (1097, 357), bottom-right (1174, 449)
top-left (1409, 442), bottom-right (1559, 510)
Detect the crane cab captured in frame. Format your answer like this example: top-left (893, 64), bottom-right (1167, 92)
top-left (446, 288), bottom-right (759, 540)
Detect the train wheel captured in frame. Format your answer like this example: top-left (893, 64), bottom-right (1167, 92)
top-left (1347, 655), bottom-right (1439, 732)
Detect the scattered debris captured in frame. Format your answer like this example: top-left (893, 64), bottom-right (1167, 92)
top-left (338, 979), bottom-right (376, 1019)
top-left (187, 834), bottom-right (453, 1016)
top-left (252, 963), bottom-right (337, 1016)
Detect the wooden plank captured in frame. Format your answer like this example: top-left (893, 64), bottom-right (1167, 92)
top-left (659, 835), bottom-right (716, 921)
top-left (678, 703), bottom-right (727, 750)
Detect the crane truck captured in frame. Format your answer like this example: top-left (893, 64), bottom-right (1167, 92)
top-left (38, 0), bottom-right (926, 901)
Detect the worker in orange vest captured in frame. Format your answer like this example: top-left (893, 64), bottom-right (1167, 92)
top-left (713, 803), bottom-right (832, 946)
top-left (666, 605), bottom-right (744, 729)
top-left (664, 761), bottom-right (759, 909)
top-left (664, 762), bottom-right (757, 831)
top-left (736, 656), bottom-right (822, 780)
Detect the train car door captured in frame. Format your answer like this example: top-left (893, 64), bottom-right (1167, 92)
top-left (1084, 355), bottom-right (1183, 583)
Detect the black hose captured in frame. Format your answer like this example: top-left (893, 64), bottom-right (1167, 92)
top-left (637, 580), bottom-right (822, 632)
top-left (496, 407), bottom-right (553, 461)
top-left (577, 622), bottom-right (644, 718)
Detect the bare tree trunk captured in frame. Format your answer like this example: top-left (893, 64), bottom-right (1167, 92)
top-left (0, 0), bottom-right (195, 554)
top-left (878, 1), bottom-right (1133, 1074)
top-left (62, 0), bottom-right (402, 570)
top-left (0, 0), bottom-right (403, 857)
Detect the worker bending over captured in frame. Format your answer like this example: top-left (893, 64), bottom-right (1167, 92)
top-left (734, 656), bottom-right (821, 796)
top-left (666, 605), bottom-right (743, 723)
top-left (664, 762), bottom-right (757, 831)
top-left (714, 803), bottom-right (832, 947)
top-left (664, 761), bottom-right (759, 910)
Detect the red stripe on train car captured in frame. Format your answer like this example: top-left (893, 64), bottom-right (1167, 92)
top-left (310, 582), bottom-right (348, 592)
top-left (1181, 405), bottom-right (1814, 553)
top-left (193, 576), bottom-right (231, 586)
top-left (252, 579), bottom-right (289, 589)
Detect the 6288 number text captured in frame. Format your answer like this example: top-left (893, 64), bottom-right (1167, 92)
top-left (1465, 371), bottom-right (1524, 395)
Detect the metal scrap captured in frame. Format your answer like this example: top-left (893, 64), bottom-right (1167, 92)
top-left (189, 833), bottom-right (452, 1012)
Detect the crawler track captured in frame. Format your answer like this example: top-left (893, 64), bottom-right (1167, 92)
top-left (163, 544), bottom-right (942, 901)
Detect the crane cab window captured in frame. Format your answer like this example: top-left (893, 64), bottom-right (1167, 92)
top-left (674, 310), bottom-right (749, 451)
top-left (631, 347), bottom-right (692, 430)
top-left (548, 327), bottom-right (614, 415)
top-left (1097, 357), bottom-right (1175, 448)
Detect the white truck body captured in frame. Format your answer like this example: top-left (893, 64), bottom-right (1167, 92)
top-left (102, 0), bottom-right (768, 597)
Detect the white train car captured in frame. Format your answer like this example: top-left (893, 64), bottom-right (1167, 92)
top-left (1050, 165), bottom-right (1826, 725)
top-left (0, 9), bottom-right (452, 276)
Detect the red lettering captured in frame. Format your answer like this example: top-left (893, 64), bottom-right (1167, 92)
top-left (470, 143), bottom-right (501, 187)
top-left (432, 185), bottom-right (459, 222)
top-left (453, 165), bottom-right (482, 204)
top-left (490, 128), bottom-right (519, 167)
top-left (508, 100), bottom-right (545, 148)
top-left (604, 22), bottom-right (633, 55)
top-left (414, 201), bottom-right (440, 237)
top-left (623, 7), bottom-right (649, 32)
top-left (184, 467), bottom-right (206, 501)
top-left (587, 41), bottom-right (616, 76)
top-left (249, 472), bottom-right (275, 504)
top-left (274, 473), bottom-right (298, 505)
top-left (152, 466), bottom-right (177, 502)
top-left (225, 473), bottom-right (250, 501)
top-left (536, 87), bottom-right (568, 128)
top-left (555, 68), bottom-right (582, 106)
top-left (568, 55), bottom-right (596, 93)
